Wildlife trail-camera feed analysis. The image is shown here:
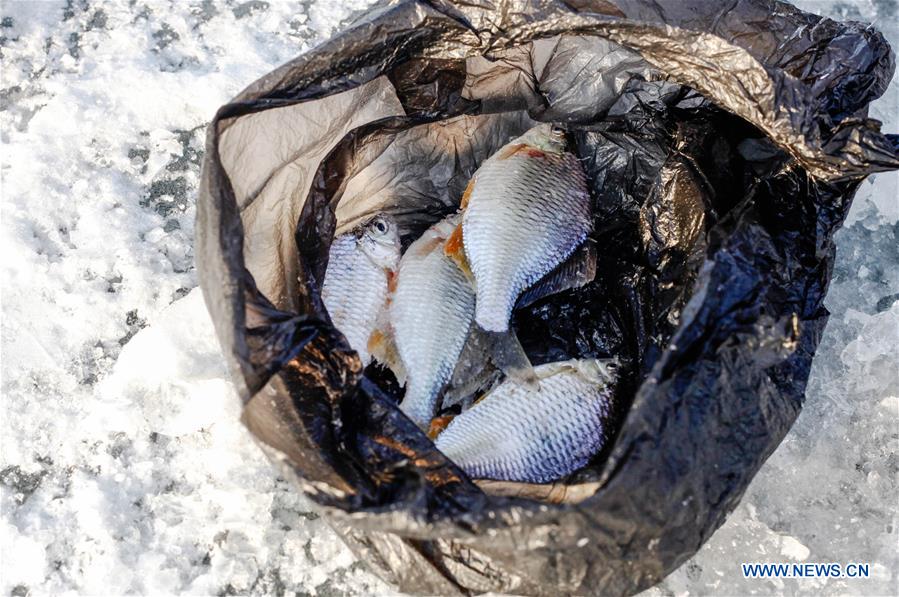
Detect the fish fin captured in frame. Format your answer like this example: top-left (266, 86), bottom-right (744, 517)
top-left (444, 326), bottom-right (501, 410)
top-left (485, 328), bottom-right (539, 390)
top-left (409, 234), bottom-right (443, 258)
top-left (459, 176), bottom-right (476, 210)
top-left (533, 358), bottom-right (618, 384)
top-left (497, 143), bottom-right (527, 160)
top-left (447, 368), bottom-right (503, 409)
top-left (386, 268), bottom-right (398, 294)
top-left (443, 222), bottom-right (474, 282)
top-left (497, 143), bottom-right (546, 160)
top-left (516, 240), bottom-right (597, 309)
top-left (367, 328), bottom-right (406, 386)
top-left (573, 358), bottom-right (618, 385)
top-left (427, 414), bottom-right (456, 440)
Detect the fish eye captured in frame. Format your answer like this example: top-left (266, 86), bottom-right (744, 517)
top-left (372, 217), bottom-right (388, 234)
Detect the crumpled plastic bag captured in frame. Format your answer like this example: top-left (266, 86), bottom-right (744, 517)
top-left (196, 1), bottom-right (899, 594)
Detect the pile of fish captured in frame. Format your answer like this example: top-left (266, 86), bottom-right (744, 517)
top-left (322, 124), bottom-right (618, 484)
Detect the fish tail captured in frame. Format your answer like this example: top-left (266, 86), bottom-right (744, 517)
top-left (484, 329), bottom-right (538, 390)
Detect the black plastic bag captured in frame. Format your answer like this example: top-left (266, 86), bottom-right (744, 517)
top-left (196, 1), bottom-right (899, 594)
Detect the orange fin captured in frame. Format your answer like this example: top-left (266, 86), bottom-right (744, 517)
top-left (497, 143), bottom-right (545, 160)
top-left (443, 222), bottom-right (464, 259)
top-left (367, 328), bottom-right (387, 355)
top-left (368, 328), bottom-right (406, 385)
top-left (428, 414), bottom-right (456, 440)
top-left (443, 222), bottom-right (473, 280)
top-left (460, 176), bottom-right (476, 210)
top-left (386, 269), bottom-right (398, 294)
top-left (497, 143), bottom-right (527, 160)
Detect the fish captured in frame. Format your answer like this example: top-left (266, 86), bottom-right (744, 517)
top-left (440, 234), bottom-right (600, 408)
top-left (455, 123), bottom-right (593, 332)
top-left (434, 359), bottom-right (617, 483)
top-left (321, 214), bottom-right (401, 365)
top-left (392, 214), bottom-right (476, 430)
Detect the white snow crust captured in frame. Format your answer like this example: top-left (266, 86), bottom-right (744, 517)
top-left (1, 1), bottom-right (394, 595)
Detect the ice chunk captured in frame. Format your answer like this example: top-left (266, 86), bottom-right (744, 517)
top-left (779, 536), bottom-right (810, 561)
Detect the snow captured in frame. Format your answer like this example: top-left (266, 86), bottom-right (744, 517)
top-left (1, 1), bottom-right (392, 595)
top-left (1, 1), bottom-right (896, 596)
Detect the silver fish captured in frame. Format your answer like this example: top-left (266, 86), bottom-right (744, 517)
top-left (321, 214), bottom-right (401, 365)
top-left (434, 359), bottom-right (617, 483)
top-left (392, 214), bottom-right (475, 430)
top-left (461, 123), bottom-right (592, 332)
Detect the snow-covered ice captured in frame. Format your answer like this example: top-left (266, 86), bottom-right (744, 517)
top-left (1, 1), bottom-right (896, 596)
top-left (1, 1), bottom-right (394, 594)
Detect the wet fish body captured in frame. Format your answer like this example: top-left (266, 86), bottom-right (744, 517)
top-left (434, 359), bottom-right (617, 483)
top-left (322, 215), bottom-right (400, 365)
top-left (393, 214), bottom-right (476, 429)
top-left (461, 123), bottom-right (593, 332)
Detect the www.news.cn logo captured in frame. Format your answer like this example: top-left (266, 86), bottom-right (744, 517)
top-left (742, 562), bottom-right (870, 579)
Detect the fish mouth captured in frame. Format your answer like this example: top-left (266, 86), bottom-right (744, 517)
top-left (524, 122), bottom-right (568, 153)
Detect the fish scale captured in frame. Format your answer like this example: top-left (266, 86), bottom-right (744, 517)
top-left (435, 360), bottom-right (616, 483)
top-left (393, 215), bottom-right (476, 430)
top-left (462, 124), bottom-right (593, 332)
